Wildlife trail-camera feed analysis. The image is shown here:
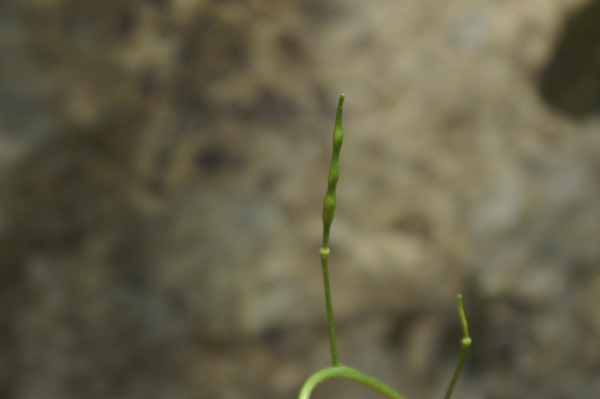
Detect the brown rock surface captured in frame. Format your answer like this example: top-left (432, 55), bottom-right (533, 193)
top-left (1, 0), bottom-right (600, 398)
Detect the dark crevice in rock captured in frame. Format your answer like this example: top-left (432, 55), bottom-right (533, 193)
top-left (539, 0), bottom-right (600, 118)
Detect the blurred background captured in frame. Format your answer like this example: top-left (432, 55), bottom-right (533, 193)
top-left (1, 0), bottom-right (600, 398)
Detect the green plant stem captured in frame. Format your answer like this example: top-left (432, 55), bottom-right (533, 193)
top-left (298, 366), bottom-right (406, 399)
top-left (319, 248), bottom-right (340, 366)
top-left (319, 93), bottom-right (345, 367)
top-left (443, 295), bottom-right (472, 399)
top-left (302, 94), bottom-right (471, 399)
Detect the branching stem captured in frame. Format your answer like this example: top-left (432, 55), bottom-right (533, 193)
top-left (300, 94), bottom-right (471, 399)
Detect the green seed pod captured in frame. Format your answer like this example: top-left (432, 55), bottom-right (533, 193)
top-left (322, 94), bottom-right (345, 248)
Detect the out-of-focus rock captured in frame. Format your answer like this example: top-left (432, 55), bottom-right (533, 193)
top-left (1, 0), bottom-right (600, 398)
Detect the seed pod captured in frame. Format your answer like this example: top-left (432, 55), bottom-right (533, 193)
top-left (322, 94), bottom-right (345, 248)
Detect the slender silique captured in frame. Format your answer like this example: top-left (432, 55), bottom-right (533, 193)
top-left (299, 94), bottom-right (471, 399)
top-left (319, 93), bottom-right (345, 367)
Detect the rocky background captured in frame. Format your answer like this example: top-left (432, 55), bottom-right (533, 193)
top-left (2, 0), bottom-right (600, 398)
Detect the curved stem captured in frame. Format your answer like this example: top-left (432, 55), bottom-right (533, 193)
top-left (298, 366), bottom-right (406, 399)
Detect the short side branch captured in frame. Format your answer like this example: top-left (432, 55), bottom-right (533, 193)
top-left (443, 294), bottom-right (472, 399)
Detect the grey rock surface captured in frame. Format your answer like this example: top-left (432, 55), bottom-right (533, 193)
top-left (1, 0), bottom-right (600, 398)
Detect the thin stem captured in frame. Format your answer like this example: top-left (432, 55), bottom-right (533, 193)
top-left (320, 248), bottom-right (340, 366)
top-left (443, 295), bottom-right (472, 399)
top-left (319, 93), bottom-right (345, 367)
top-left (298, 366), bottom-right (406, 399)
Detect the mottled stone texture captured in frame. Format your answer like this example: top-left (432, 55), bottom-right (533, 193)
top-left (1, 0), bottom-right (600, 398)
